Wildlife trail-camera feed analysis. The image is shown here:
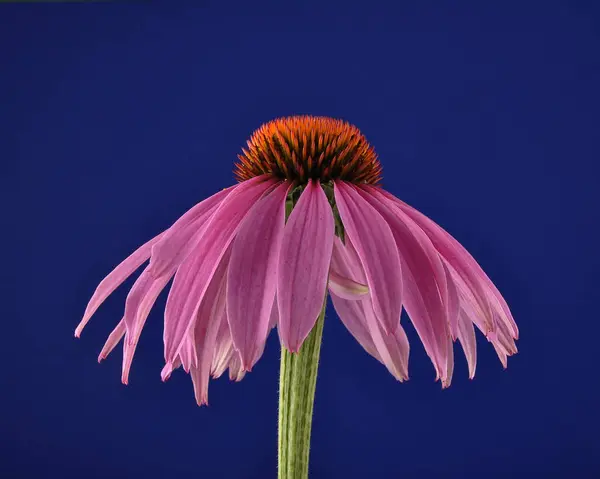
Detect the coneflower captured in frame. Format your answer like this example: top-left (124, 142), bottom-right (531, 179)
top-left (76, 116), bottom-right (518, 479)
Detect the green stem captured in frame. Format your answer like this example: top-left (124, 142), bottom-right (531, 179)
top-left (278, 298), bottom-right (326, 479)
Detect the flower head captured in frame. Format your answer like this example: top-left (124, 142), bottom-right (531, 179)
top-left (76, 115), bottom-right (518, 405)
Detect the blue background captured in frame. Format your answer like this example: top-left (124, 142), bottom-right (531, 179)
top-left (4, 2), bottom-right (599, 478)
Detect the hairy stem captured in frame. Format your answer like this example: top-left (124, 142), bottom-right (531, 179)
top-left (278, 299), bottom-right (326, 479)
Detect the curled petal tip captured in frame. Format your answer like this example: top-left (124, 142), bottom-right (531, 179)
top-left (161, 362), bottom-right (174, 382)
top-left (328, 271), bottom-right (369, 300)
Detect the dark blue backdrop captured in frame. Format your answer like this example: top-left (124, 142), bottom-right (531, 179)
top-left (4, 2), bottom-right (599, 478)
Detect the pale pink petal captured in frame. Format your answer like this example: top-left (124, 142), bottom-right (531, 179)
top-left (330, 292), bottom-right (381, 361)
top-left (330, 236), bottom-right (366, 282)
top-left (492, 342), bottom-right (508, 369)
top-left (121, 269), bottom-right (172, 384)
top-left (488, 314), bottom-right (518, 356)
top-left (163, 177), bottom-right (276, 364)
top-left (444, 263), bottom-right (460, 340)
top-left (374, 187), bottom-right (497, 335)
top-left (228, 353), bottom-right (246, 382)
top-left (457, 311), bottom-right (477, 379)
top-left (362, 297), bottom-right (410, 382)
top-left (97, 319), bottom-right (125, 362)
top-left (450, 270), bottom-right (493, 335)
top-left (211, 340), bottom-right (234, 379)
top-left (188, 247), bottom-right (230, 406)
top-left (277, 180), bottom-right (335, 352)
top-left (334, 181), bottom-right (402, 334)
top-left (160, 355), bottom-right (182, 382)
top-left (211, 309), bottom-right (234, 378)
top-left (329, 238), bottom-right (382, 360)
top-left (442, 335), bottom-right (454, 389)
top-left (331, 238), bottom-right (409, 382)
top-left (227, 181), bottom-right (289, 369)
top-left (358, 188), bottom-right (449, 380)
top-left (179, 333), bottom-right (197, 373)
top-left (75, 233), bottom-right (163, 337)
top-left (487, 286), bottom-right (519, 339)
top-left (328, 270), bottom-right (369, 300)
top-left (148, 186), bottom-right (233, 277)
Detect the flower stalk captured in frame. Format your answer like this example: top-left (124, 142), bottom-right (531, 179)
top-left (278, 298), bottom-right (326, 479)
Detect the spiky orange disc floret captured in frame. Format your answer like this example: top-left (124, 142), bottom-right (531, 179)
top-left (234, 116), bottom-right (382, 185)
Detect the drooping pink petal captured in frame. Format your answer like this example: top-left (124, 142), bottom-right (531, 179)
top-left (328, 270), bottom-right (369, 300)
top-left (179, 333), bottom-right (197, 373)
top-left (75, 233), bottom-right (163, 337)
top-left (457, 310), bottom-right (477, 379)
top-left (160, 355), bottom-right (182, 382)
top-left (373, 187), bottom-right (498, 336)
top-left (329, 237), bottom-right (381, 360)
top-left (486, 285), bottom-right (519, 340)
top-left (450, 270), bottom-right (493, 335)
top-left (492, 342), bottom-right (508, 369)
top-left (121, 269), bottom-right (173, 384)
top-left (211, 308), bottom-right (234, 378)
top-left (277, 180), bottom-right (335, 352)
top-left (357, 187), bottom-right (449, 380)
top-left (443, 263), bottom-right (460, 340)
top-left (330, 292), bottom-right (381, 361)
top-left (148, 186), bottom-right (234, 278)
top-left (227, 181), bottom-right (289, 370)
top-left (228, 353), bottom-right (246, 382)
top-left (488, 314), bottom-right (518, 357)
top-left (442, 335), bottom-right (454, 389)
top-left (163, 177), bottom-right (276, 364)
top-left (211, 340), bottom-right (234, 379)
top-left (334, 181), bottom-right (402, 334)
top-left (187, 248), bottom-right (230, 406)
top-left (97, 319), bottom-right (125, 362)
top-left (362, 297), bottom-right (410, 382)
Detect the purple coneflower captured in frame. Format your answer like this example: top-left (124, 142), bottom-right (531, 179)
top-left (77, 116), bottom-right (518, 478)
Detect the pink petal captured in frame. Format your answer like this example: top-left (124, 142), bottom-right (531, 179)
top-left (488, 314), bottom-right (518, 356)
top-left (97, 319), bottom-right (126, 362)
top-left (188, 248), bottom-right (230, 406)
top-left (457, 310), bottom-right (477, 379)
top-left (160, 355), bottom-right (182, 382)
top-left (148, 186), bottom-right (233, 278)
top-left (330, 292), bottom-right (381, 361)
top-left (444, 262), bottom-right (460, 340)
top-left (211, 340), bottom-right (234, 379)
top-left (328, 270), bottom-right (369, 300)
top-left (121, 269), bottom-right (172, 384)
top-left (227, 181), bottom-right (289, 369)
top-left (334, 181), bottom-right (402, 335)
top-left (442, 335), bottom-right (454, 389)
top-left (228, 353), bottom-right (246, 382)
top-left (211, 309), bottom-right (234, 378)
top-left (492, 342), bottom-right (508, 369)
top-left (374, 188), bottom-right (497, 335)
top-left (163, 177), bottom-right (275, 364)
top-left (362, 297), bottom-right (410, 382)
top-left (329, 238), bottom-right (381, 360)
top-left (357, 187), bottom-right (449, 380)
top-left (75, 233), bottom-right (163, 337)
top-left (277, 181), bottom-right (335, 352)
top-left (179, 333), bottom-right (197, 373)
